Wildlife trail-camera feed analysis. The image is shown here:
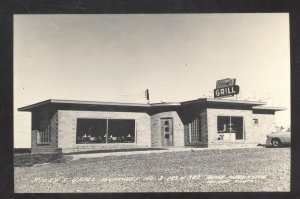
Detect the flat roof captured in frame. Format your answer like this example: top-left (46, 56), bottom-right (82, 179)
top-left (149, 102), bottom-right (181, 107)
top-left (18, 99), bottom-right (180, 112)
top-left (252, 106), bottom-right (286, 111)
top-left (181, 98), bottom-right (267, 105)
top-left (19, 98), bottom-right (283, 112)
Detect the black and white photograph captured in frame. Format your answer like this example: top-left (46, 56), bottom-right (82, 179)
top-left (13, 13), bottom-right (290, 192)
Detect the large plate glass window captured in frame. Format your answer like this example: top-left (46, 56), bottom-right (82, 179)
top-left (76, 118), bottom-right (135, 144)
top-left (217, 116), bottom-right (244, 140)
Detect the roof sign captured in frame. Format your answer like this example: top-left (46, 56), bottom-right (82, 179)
top-left (214, 78), bottom-right (240, 98)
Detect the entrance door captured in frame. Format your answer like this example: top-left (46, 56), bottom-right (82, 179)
top-left (161, 118), bottom-right (173, 147)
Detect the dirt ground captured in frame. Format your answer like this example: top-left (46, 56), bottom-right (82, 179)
top-left (14, 147), bottom-right (290, 192)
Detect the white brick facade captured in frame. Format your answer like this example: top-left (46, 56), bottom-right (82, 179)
top-left (19, 98), bottom-right (283, 154)
top-left (58, 110), bottom-right (151, 153)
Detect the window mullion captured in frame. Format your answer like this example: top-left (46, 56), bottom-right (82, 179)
top-left (47, 124), bottom-right (50, 143)
top-left (106, 119), bottom-right (108, 144)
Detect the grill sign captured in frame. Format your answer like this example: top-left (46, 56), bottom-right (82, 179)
top-left (214, 78), bottom-right (239, 98)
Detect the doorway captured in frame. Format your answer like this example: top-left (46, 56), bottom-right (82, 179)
top-left (231, 117), bottom-right (244, 140)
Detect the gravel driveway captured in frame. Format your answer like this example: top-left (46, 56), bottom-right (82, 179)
top-left (14, 147), bottom-right (290, 192)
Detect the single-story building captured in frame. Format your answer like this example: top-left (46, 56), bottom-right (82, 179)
top-left (18, 98), bottom-right (285, 154)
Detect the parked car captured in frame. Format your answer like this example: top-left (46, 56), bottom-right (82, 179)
top-left (266, 131), bottom-right (291, 147)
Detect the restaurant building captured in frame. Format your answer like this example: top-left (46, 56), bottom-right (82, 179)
top-left (18, 98), bottom-right (285, 154)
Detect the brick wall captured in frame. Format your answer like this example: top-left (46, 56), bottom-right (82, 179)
top-left (251, 113), bottom-right (276, 143)
top-left (151, 111), bottom-right (184, 147)
top-left (29, 105), bottom-right (277, 153)
top-left (206, 108), bottom-right (276, 148)
top-left (200, 110), bottom-right (208, 146)
top-left (57, 110), bottom-right (151, 153)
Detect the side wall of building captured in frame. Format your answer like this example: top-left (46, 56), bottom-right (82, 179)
top-left (151, 111), bottom-right (184, 147)
top-left (251, 113), bottom-right (276, 143)
top-left (57, 110), bottom-right (151, 153)
top-left (206, 108), bottom-right (275, 148)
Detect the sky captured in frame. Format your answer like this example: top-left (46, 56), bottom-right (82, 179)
top-left (14, 14), bottom-right (290, 148)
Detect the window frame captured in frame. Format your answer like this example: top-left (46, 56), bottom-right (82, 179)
top-left (36, 120), bottom-right (51, 145)
top-left (188, 117), bottom-right (201, 143)
top-left (76, 118), bottom-right (136, 144)
top-left (217, 115), bottom-right (245, 141)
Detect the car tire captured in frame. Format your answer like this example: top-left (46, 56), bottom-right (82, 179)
top-left (271, 138), bottom-right (281, 147)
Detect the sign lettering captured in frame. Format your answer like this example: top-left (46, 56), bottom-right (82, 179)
top-left (214, 78), bottom-right (239, 98)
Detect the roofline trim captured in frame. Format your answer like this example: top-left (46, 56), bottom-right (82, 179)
top-left (18, 99), bottom-right (151, 111)
top-left (19, 98), bottom-right (281, 112)
top-left (181, 98), bottom-right (267, 105)
top-left (252, 106), bottom-right (286, 111)
top-left (150, 102), bottom-right (181, 107)
top-left (50, 99), bottom-right (150, 107)
top-left (18, 99), bottom-right (52, 111)
top-left (206, 98), bottom-right (267, 105)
